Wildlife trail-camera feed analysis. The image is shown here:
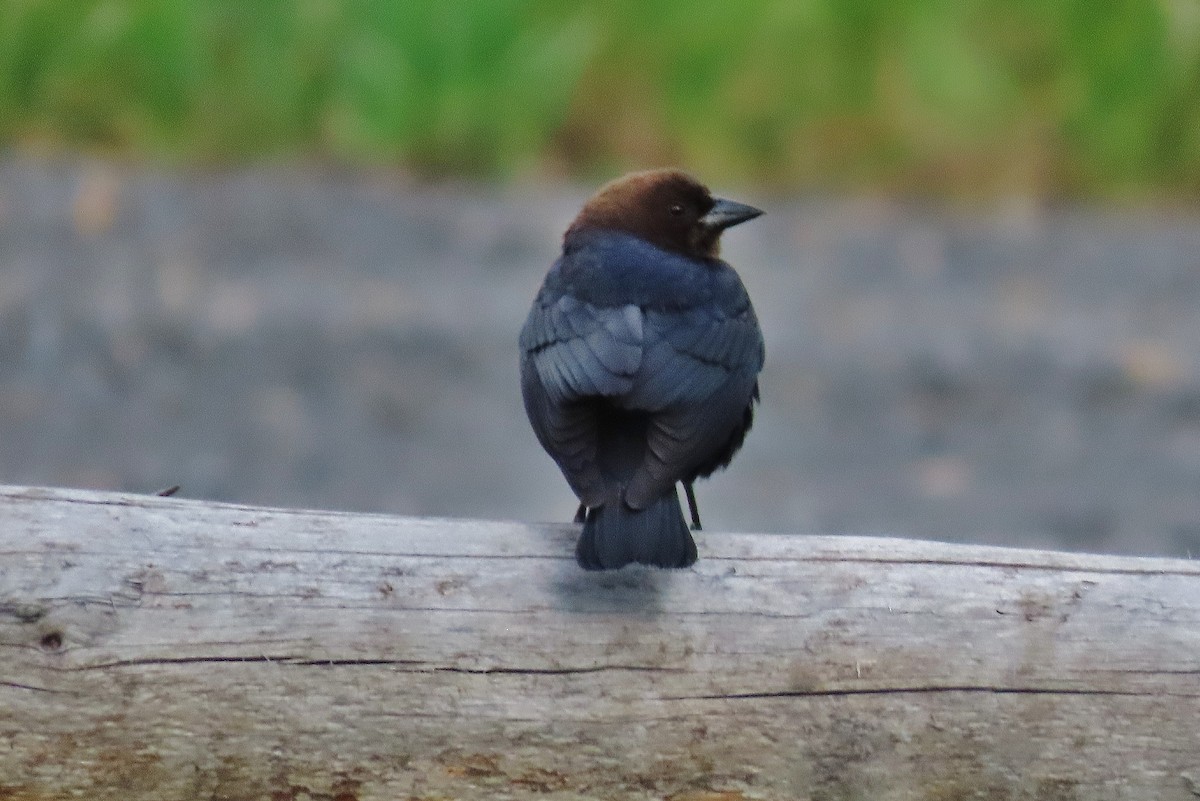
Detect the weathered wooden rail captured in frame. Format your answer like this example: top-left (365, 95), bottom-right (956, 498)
top-left (1, 484), bottom-right (1198, 800)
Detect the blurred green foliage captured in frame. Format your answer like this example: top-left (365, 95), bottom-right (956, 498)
top-left (1, 0), bottom-right (1198, 195)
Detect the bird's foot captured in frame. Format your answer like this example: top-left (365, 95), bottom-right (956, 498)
top-left (684, 483), bottom-right (702, 530)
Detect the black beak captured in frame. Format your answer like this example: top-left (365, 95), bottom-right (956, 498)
top-left (700, 197), bottom-right (764, 231)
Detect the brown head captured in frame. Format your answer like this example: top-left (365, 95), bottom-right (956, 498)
top-left (566, 169), bottom-right (762, 260)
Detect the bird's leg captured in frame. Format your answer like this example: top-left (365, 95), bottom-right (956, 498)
top-left (573, 503), bottom-right (587, 524)
top-left (684, 483), bottom-right (702, 530)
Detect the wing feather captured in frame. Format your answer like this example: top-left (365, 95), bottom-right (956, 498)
top-left (520, 235), bottom-right (765, 512)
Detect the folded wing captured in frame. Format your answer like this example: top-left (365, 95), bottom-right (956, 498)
top-left (521, 287), bottom-right (763, 511)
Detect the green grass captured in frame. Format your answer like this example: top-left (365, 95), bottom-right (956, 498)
top-left (1, 0), bottom-right (1198, 196)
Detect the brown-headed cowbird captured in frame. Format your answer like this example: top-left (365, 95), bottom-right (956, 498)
top-left (520, 169), bottom-right (764, 570)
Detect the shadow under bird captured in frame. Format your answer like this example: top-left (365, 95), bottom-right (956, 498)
top-left (520, 169), bottom-right (765, 570)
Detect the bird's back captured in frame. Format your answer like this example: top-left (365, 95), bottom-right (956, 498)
top-left (520, 229), bottom-right (763, 508)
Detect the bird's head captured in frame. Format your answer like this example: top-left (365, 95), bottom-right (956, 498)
top-left (566, 169), bottom-right (763, 260)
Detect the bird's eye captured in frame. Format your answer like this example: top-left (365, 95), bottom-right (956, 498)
top-left (669, 204), bottom-right (684, 216)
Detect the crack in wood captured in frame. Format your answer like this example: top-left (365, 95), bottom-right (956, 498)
top-left (1, 680), bottom-right (62, 693)
top-left (433, 664), bottom-right (684, 675)
top-left (67, 654), bottom-right (307, 670)
top-left (61, 655), bottom-right (680, 675)
top-left (663, 685), bottom-right (1199, 701)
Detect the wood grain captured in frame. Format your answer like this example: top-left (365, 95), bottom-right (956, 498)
top-left (1, 485), bottom-right (1198, 800)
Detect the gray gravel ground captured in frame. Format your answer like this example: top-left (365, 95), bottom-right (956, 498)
top-left (2, 158), bottom-right (1199, 557)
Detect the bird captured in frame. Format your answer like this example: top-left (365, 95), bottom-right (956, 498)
top-left (519, 169), bottom-right (764, 570)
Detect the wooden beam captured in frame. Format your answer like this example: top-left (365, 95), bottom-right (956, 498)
top-left (1, 485), bottom-right (1198, 800)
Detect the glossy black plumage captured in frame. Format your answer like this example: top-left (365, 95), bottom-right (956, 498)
top-left (520, 170), bottom-right (764, 570)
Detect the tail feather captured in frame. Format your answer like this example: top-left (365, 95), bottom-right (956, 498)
top-left (576, 490), bottom-right (697, 570)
